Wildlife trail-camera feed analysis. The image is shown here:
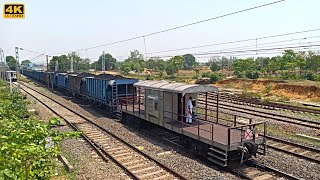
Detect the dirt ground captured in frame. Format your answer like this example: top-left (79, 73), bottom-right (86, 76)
top-left (216, 78), bottom-right (320, 102)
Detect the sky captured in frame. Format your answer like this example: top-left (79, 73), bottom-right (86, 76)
top-left (1, 0), bottom-right (320, 64)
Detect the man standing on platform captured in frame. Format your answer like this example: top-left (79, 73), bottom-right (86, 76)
top-left (187, 96), bottom-right (193, 124)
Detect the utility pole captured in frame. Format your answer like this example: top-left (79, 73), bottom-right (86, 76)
top-left (15, 47), bottom-right (20, 89)
top-left (15, 47), bottom-right (20, 73)
top-left (70, 52), bottom-right (74, 72)
top-left (102, 51), bottom-right (105, 73)
top-left (55, 59), bottom-right (58, 71)
top-left (46, 55), bottom-right (49, 88)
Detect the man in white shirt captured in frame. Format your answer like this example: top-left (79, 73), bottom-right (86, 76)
top-left (187, 96), bottom-right (193, 124)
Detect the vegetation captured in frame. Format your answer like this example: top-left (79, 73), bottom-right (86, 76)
top-left (230, 50), bottom-right (320, 80)
top-left (5, 56), bottom-right (17, 70)
top-left (91, 52), bottom-right (117, 71)
top-left (0, 81), bottom-right (80, 179)
top-left (48, 53), bottom-right (90, 72)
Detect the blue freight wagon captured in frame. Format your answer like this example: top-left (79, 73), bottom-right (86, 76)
top-left (56, 73), bottom-right (68, 90)
top-left (85, 75), bottom-right (138, 110)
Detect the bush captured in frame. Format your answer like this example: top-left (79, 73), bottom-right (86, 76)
top-left (304, 71), bottom-right (316, 81)
top-left (240, 90), bottom-right (261, 99)
top-left (146, 74), bottom-right (153, 80)
top-left (209, 73), bottom-right (222, 82)
top-left (234, 70), bottom-right (244, 78)
top-left (0, 81), bottom-right (80, 179)
top-left (201, 71), bottom-right (211, 78)
top-left (280, 71), bottom-right (298, 80)
top-left (201, 72), bottom-right (223, 82)
top-left (245, 71), bottom-right (259, 79)
top-left (262, 83), bottom-right (273, 95)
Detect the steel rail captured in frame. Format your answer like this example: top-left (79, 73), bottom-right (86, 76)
top-left (18, 82), bottom-right (187, 180)
top-left (197, 100), bottom-right (320, 129)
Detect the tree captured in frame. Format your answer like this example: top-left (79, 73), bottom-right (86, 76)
top-left (305, 51), bottom-right (320, 73)
top-left (123, 50), bottom-right (145, 73)
top-left (210, 61), bottom-right (220, 72)
top-left (21, 60), bottom-right (31, 67)
top-left (165, 56), bottom-right (183, 76)
top-left (95, 53), bottom-right (117, 70)
top-left (48, 55), bottom-right (69, 71)
top-left (182, 54), bottom-right (197, 70)
top-left (146, 57), bottom-right (166, 71)
top-left (6, 56), bottom-right (17, 70)
top-left (48, 54), bottom-right (90, 72)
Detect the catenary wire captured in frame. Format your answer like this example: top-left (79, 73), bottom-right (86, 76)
top-left (49, 0), bottom-right (285, 55)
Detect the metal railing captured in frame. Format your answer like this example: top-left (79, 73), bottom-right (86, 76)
top-left (118, 95), bottom-right (266, 146)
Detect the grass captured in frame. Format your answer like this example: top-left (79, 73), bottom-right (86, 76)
top-left (263, 125), bottom-right (320, 148)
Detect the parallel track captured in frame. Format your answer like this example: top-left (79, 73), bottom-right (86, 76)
top-left (233, 160), bottom-right (300, 180)
top-left (203, 91), bottom-right (320, 116)
top-left (198, 96), bottom-right (320, 129)
top-left (17, 82), bottom-right (186, 180)
top-left (265, 135), bottom-right (320, 164)
top-left (144, 128), bottom-right (301, 180)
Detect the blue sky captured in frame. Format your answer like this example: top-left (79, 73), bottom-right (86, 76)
top-left (1, 0), bottom-right (320, 63)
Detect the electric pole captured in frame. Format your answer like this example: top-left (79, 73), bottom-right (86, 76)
top-left (70, 52), bottom-right (74, 72)
top-left (15, 47), bottom-right (20, 89)
top-left (55, 59), bottom-right (58, 71)
top-left (15, 47), bottom-right (20, 72)
top-left (102, 51), bottom-right (105, 72)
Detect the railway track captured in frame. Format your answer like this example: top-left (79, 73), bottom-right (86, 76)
top-left (197, 97), bottom-right (320, 129)
top-left (233, 160), bottom-right (300, 180)
top-left (201, 92), bottom-right (320, 116)
top-left (144, 128), bottom-right (302, 180)
top-left (18, 81), bottom-right (317, 179)
top-left (265, 135), bottom-right (320, 164)
top-left (17, 82), bottom-right (186, 180)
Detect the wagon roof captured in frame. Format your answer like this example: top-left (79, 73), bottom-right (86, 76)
top-left (77, 73), bottom-right (96, 78)
top-left (134, 80), bottom-right (218, 94)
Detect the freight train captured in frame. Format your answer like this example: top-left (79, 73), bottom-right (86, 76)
top-left (21, 69), bottom-right (267, 167)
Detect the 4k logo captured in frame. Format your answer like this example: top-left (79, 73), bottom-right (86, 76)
top-left (3, 3), bottom-right (25, 19)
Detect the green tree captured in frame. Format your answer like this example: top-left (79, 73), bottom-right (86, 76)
top-left (122, 50), bottom-right (145, 73)
top-left (5, 56), bottom-right (17, 70)
top-left (48, 55), bottom-right (69, 71)
top-left (21, 60), bottom-right (31, 67)
top-left (210, 61), bottom-right (220, 72)
top-left (305, 51), bottom-right (320, 73)
top-left (165, 56), bottom-right (183, 76)
top-left (95, 53), bottom-right (117, 70)
top-left (182, 54), bottom-right (197, 70)
top-left (48, 54), bottom-right (90, 72)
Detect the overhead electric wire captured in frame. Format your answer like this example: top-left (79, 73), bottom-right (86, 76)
top-left (19, 48), bottom-right (45, 55)
top-left (30, 54), bottom-right (44, 61)
top-left (147, 29), bottom-right (320, 55)
top-left (50, 0), bottom-right (285, 55)
top-left (154, 44), bottom-right (319, 59)
top-left (149, 40), bottom-right (320, 59)
top-left (179, 39), bottom-right (320, 56)
top-left (194, 48), bottom-right (320, 59)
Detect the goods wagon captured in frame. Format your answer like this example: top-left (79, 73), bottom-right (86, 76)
top-left (85, 74), bottom-right (138, 109)
top-left (69, 73), bottom-right (95, 95)
top-left (44, 72), bottom-right (57, 88)
top-left (119, 80), bottom-right (267, 167)
top-left (22, 70), bottom-right (45, 82)
top-left (56, 73), bottom-right (78, 90)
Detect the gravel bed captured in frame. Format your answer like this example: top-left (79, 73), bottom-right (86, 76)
top-left (219, 100), bottom-right (320, 123)
top-left (256, 149), bottom-right (320, 180)
top-left (26, 81), bottom-right (320, 179)
top-left (22, 83), bottom-right (129, 180)
top-left (58, 126), bottom-right (129, 180)
top-left (25, 82), bottom-right (239, 179)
